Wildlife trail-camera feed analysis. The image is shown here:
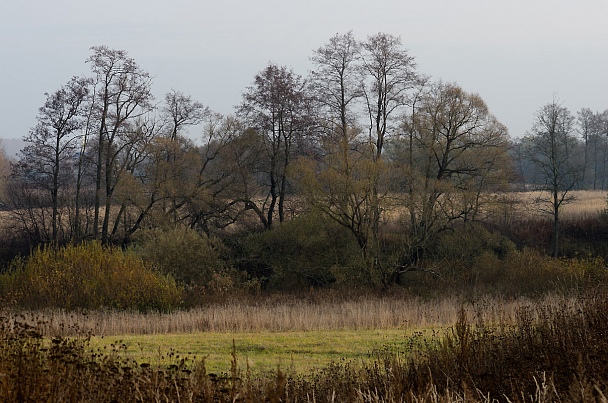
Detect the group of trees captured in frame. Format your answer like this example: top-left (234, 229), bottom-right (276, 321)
top-left (1, 32), bottom-right (607, 286)
top-left (513, 101), bottom-right (608, 256)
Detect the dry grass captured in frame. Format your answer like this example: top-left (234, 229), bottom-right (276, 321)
top-left (2, 289), bottom-right (608, 402)
top-left (3, 292), bottom-right (580, 337)
top-left (505, 190), bottom-right (606, 221)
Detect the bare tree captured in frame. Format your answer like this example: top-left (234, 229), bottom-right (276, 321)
top-left (301, 33), bottom-right (421, 278)
top-left (159, 90), bottom-right (210, 221)
top-left (577, 108), bottom-right (608, 190)
top-left (306, 33), bottom-right (372, 254)
top-left (238, 64), bottom-right (311, 228)
top-left (578, 108), bottom-right (594, 189)
top-left (524, 98), bottom-right (583, 257)
top-left (359, 33), bottom-right (420, 272)
top-left (596, 110), bottom-right (608, 189)
top-left (11, 76), bottom-right (90, 242)
top-left (398, 81), bottom-right (511, 265)
top-left (87, 46), bottom-right (154, 243)
top-left (0, 141), bottom-right (11, 209)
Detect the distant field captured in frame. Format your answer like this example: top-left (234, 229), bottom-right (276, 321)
top-left (512, 189), bottom-right (606, 220)
top-left (0, 190), bottom-right (604, 240)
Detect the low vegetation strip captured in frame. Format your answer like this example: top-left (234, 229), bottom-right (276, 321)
top-left (5, 292), bottom-right (572, 336)
top-left (89, 329), bottom-right (413, 374)
top-left (2, 289), bottom-right (608, 401)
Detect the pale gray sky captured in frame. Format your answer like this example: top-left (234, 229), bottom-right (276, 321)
top-left (1, 0), bottom-right (607, 143)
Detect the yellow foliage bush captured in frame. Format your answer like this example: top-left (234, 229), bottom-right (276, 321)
top-left (0, 242), bottom-right (182, 311)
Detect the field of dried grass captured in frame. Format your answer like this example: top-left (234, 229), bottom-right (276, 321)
top-left (2, 289), bottom-right (608, 402)
top-left (7, 292), bottom-right (573, 337)
top-left (509, 189), bottom-right (606, 220)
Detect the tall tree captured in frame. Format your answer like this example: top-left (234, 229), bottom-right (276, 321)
top-left (295, 32), bottom-right (421, 285)
top-left (306, 33), bottom-right (370, 254)
top-left (398, 81), bottom-right (511, 265)
top-left (524, 98), bottom-right (583, 257)
top-left (87, 46), bottom-right (154, 242)
top-left (578, 108), bottom-right (595, 189)
top-left (309, 31), bottom-right (362, 146)
top-left (12, 76), bottom-right (90, 242)
top-left (162, 90), bottom-right (209, 141)
top-left (596, 110), bottom-right (608, 189)
top-left (0, 141), bottom-right (12, 217)
top-left (359, 33), bottom-right (419, 269)
top-left (578, 108), bottom-right (608, 190)
top-left (238, 64), bottom-right (311, 228)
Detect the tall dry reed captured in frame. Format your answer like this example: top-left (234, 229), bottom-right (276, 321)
top-left (4, 293), bottom-right (579, 337)
top-left (2, 290), bottom-right (607, 401)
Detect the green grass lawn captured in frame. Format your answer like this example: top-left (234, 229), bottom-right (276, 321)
top-left (89, 328), bottom-right (432, 374)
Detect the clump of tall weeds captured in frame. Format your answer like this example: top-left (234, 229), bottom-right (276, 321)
top-left (0, 314), bottom-right (288, 402)
top-left (348, 286), bottom-right (608, 401)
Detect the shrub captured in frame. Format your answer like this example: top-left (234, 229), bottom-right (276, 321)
top-left (134, 226), bottom-right (227, 286)
top-left (237, 212), bottom-right (361, 290)
top-left (450, 248), bottom-right (606, 298)
top-left (431, 222), bottom-right (516, 264)
top-left (0, 241), bottom-right (182, 311)
top-left (134, 227), bottom-right (260, 306)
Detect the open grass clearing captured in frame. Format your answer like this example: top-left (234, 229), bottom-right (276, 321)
top-left (89, 328), bottom-right (427, 374)
top-left (79, 293), bottom-right (585, 375)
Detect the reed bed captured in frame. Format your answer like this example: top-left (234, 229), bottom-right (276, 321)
top-left (4, 293), bottom-right (580, 337)
top-left (507, 190), bottom-right (606, 221)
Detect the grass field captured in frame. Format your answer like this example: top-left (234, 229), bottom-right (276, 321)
top-left (89, 328), bottom-right (419, 374)
top-left (57, 292), bottom-right (576, 374)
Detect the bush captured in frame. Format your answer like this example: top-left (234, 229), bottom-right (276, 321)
top-left (0, 241), bottom-right (182, 311)
top-left (135, 226), bottom-right (227, 286)
top-left (446, 248), bottom-right (606, 298)
top-left (134, 227), bottom-right (260, 305)
top-left (431, 222), bottom-right (516, 264)
top-left (237, 212), bottom-right (361, 290)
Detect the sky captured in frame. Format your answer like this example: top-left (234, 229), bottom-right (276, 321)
top-left (1, 0), bottom-right (607, 148)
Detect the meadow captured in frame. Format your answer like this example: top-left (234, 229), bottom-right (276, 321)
top-left (12, 293), bottom-right (558, 374)
top-left (1, 190), bottom-right (608, 401)
top-left (2, 289), bottom-right (608, 402)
